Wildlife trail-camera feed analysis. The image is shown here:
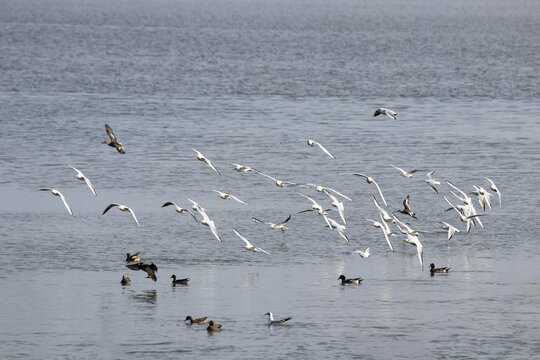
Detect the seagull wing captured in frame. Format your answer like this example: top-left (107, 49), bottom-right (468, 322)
top-left (372, 180), bottom-right (388, 206)
top-left (252, 217), bottom-right (271, 226)
top-left (386, 162), bottom-right (406, 175)
top-left (102, 203), bottom-right (119, 215)
top-left (125, 208), bottom-right (140, 227)
top-left (162, 201), bottom-right (178, 208)
top-left (325, 187), bottom-right (352, 201)
top-left (313, 141), bottom-right (335, 159)
top-left (278, 214), bottom-right (292, 226)
top-left (230, 194), bottom-right (248, 205)
top-left (233, 229), bottom-right (253, 248)
top-left (206, 159), bottom-right (221, 175)
top-left (255, 247), bottom-right (271, 255)
top-left (208, 219), bottom-right (222, 242)
top-left (254, 170), bottom-right (278, 182)
top-left (57, 190), bottom-right (73, 215)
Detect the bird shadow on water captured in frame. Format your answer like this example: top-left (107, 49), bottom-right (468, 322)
top-left (129, 289), bottom-right (158, 305)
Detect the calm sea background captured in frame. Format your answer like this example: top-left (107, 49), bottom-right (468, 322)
top-left (1, 0), bottom-right (540, 359)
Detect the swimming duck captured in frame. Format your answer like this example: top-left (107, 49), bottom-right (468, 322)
top-left (429, 263), bottom-right (450, 274)
top-left (265, 312), bottom-right (293, 326)
top-left (121, 274), bottom-right (131, 286)
top-left (185, 316), bottom-right (208, 324)
top-left (338, 275), bottom-right (363, 285)
top-left (102, 124), bottom-right (125, 154)
top-left (207, 320), bottom-right (222, 331)
top-left (171, 275), bottom-right (190, 286)
top-left (125, 252), bottom-right (141, 262)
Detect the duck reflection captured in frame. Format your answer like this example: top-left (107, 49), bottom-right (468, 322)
top-left (130, 289), bottom-right (157, 305)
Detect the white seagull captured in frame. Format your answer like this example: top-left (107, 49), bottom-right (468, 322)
top-left (354, 173), bottom-right (387, 206)
top-left (297, 192), bottom-right (332, 228)
top-left (349, 239), bottom-right (381, 258)
top-left (326, 217), bottom-right (349, 242)
top-left (232, 163), bottom-right (257, 172)
top-left (68, 165), bottom-right (97, 196)
top-left (305, 183), bottom-right (352, 201)
top-left (192, 148), bottom-right (220, 175)
top-left (446, 180), bottom-right (484, 228)
top-left (232, 229), bottom-right (271, 255)
top-left (325, 191), bottom-right (347, 225)
top-left (373, 108), bottom-right (397, 120)
top-left (425, 171), bottom-right (441, 194)
top-left (161, 201), bottom-right (198, 222)
top-left (366, 214), bottom-right (395, 251)
top-left (441, 222), bottom-right (460, 240)
top-left (443, 196), bottom-right (486, 233)
top-left (386, 162), bottom-right (424, 178)
top-left (293, 139), bottom-right (336, 159)
top-left (189, 199), bottom-right (222, 242)
top-left (254, 170), bottom-right (298, 187)
top-left (485, 177), bottom-right (501, 207)
top-left (102, 203), bottom-right (140, 227)
top-left (404, 233), bottom-right (424, 270)
top-left (265, 312), bottom-right (293, 326)
top-left (39, 188), bottom-right (73, 215)
top-left (212, 190), bottom-right (248, 205)
top-left (372, 196), bottom-right (395, 224)
top-left (252, 214), bottom-right (291, 233)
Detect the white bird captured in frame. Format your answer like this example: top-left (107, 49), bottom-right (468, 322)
top-left (392, 215), bottom-right (420, 237)
top-left (232, 163), bottom-right (256, 172)
top-left (39, 188), bottom-right (73, 215)
top-left (252, 214), bottom-right (291, 233)
top-left (102, 203), bottom-right (140, 227)
top-left (297, 192), bottom-right (332, 228)
top-left (325, 191), bottom-right (347, 225)
top-left (373, 108), bottom-right (397, 120)
top-left (212, 190), bottom-right (248, 205)
top-left (326, 217), bottom-right (349, 242)
top-left (254, 170), bottom-right (298, 187)
top-left (372, 196), bottom-right (395, 224)
top-left (232, 229), bottom-right (271, 255)
top-left (349, 243), bottom-right (374, 258)
top-left (472, 185), bottom-right (492, 211)
top-left (68, 165), bottom-right (97, 196)
top-left (305, 183), bottom-right (352, 201)
top-left (188, 198), bottom-right (206, 213)
top-left (293, 139), bottom-right (335, 159)
top-left (386, 162), bottom-right (424, 178)
top-left (265, 312), bottom-right (292, 326)
top-left (425, 171), bottom-right (440, 194)
top-left (366, 216), bottom-right (394, 251)
top-left (354, 173), bottom-right (387, 206)
top-left (404, 233), bottom-right (424, 270)
top-left (188, 199), bottom-right (222, 242)
top-left (192, 148), bottom-right (220, 175)
top-left (441, 222), bottom-right (460, 240)
top-left (485, 177), bottom-right (501, 207)
top-left (161, 201), bottom-right (198, 222)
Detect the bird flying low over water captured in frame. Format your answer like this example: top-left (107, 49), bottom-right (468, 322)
top-left (212, 190), bottom-right (248, 205)
top-left (102, 203), bottom-right (140, 227)
top-left (193, 148), bottom-right (220, 175)
top-left (354, 173), bottom-right (387, 206)
top-left (373, 108), bottom-right (397, 120)
top-left (233, 229), bottom-right (271, 254)
top-left (484, 177), bottom-right (501, 207)
top-left (161, 201), bottom-right (198, 222)
top-left (305, 183), bottom-right (352, 201)
top-left (252, 214), bottom-right (291, 233)
top-left (39, 188), bottom-right (73, 215)
top-left (386, 162), bottom-right (424, 178)
top-left (394, 195), bottom-right (417, 218)
top-left (188, 199), bottom-right (222, 242)
top-left (253, 170), bottom-right (299, 187)
top-left (125, 262), bottom-right (158, 281)
top-left (232, 163), bottom-right (257, 172)
top-left (441, 222), bottom-right (460, 240)
top-left (372, 196), bottom-right (395, 224)
top-left (126, 252), bottom-right (141, 262)
top-left (68, 165), bottom-right (97, 196)
top-left (265, 312), bottom-right (293, 326)
top-left (102, 124), bottom-right (125, 154)
top-left (425, 171), bottom-right (440, 194)
top-left (326, 217), bottom-right (349, 242)
top-left (366, 214), bottom-right (395, 251)
top-left (291, 139), bottom-right (336, 159)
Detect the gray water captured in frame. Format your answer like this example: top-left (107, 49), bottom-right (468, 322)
top-left (1, 0), bottom-right (540, 359)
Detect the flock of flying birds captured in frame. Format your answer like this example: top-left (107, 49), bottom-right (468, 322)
top-left (39, 112), bottom-right (502, 328)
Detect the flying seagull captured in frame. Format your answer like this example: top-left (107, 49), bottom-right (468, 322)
top-left (68, 165), bottom-right (97, 196)
top-left (102, 203), bottom-right (140, 227)
top-left (193, 148), bottom-right (220, 175)
top-left (39, 188), bottom-right (73, 215)
top-left (373, 108), bottom-right (397, 120)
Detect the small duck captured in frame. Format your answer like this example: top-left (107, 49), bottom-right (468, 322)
top-left (338, 274), bottom-right (363, 285)
top-left (394, 195), bottom-right (417, 218)
top-left (120, 274), bottom-right (131, 286)
top-left (125, 262), bottom-right (158, 282)
top-left (207, 320), bottom-right (222, 332)
top-left (102, 124), bottom-right (125, 154)
top-left (171, 275), bottom-right (190, 286)
top-left (125, 252), bottom-right (141, 262)
top-left (185, 316), bottom-right (208, 324)
top-left (265, 312), bottom-right (293, 326)
top-left (429, 263), bottom-right (450, 275)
